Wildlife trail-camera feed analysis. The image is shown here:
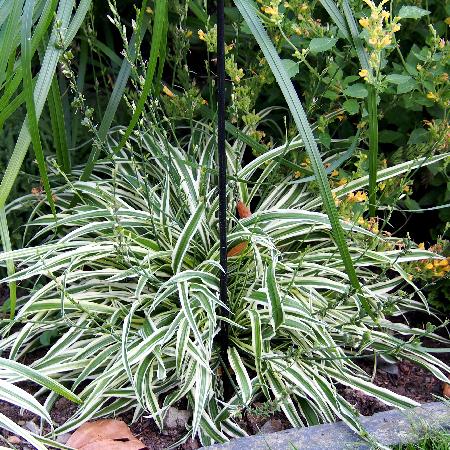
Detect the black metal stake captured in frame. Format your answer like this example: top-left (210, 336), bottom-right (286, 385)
top-left (217, 0), bottom-right (229, 359)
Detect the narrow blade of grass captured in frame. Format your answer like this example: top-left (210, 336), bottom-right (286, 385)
top-left (22, 0), bottom-right (56, 216)
top-left (367, 85), bottom-right (378, 217)
top-left (0, 0), bottom-right (24, 87)
top-left (0, 208), bottom-right (16, 319)
top-left (48, 75), bottom-right (70, 174)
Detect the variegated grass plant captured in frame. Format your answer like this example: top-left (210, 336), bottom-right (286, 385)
top-left (0, 119), bottom-right (449, 448)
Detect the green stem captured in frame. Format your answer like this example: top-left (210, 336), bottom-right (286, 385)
top-left (367, 85), bottom-right (378, 218)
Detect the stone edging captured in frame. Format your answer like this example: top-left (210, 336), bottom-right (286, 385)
top-left (202, 401), bottom-right (450, 450)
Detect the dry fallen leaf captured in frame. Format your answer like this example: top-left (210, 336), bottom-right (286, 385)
top-left (236, 200), bottom-right (251, 219)
top-left (227, 241), bottom-right (248, 257)
top-left (443, 380), bottom-right (450, 398)
top-left (76, 439), bottom-right (147, 450)
top-left (66, 419), bottom-right (147, 450)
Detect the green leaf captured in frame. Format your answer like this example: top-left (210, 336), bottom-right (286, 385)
top-left (0, 413), bottom-right (47, 450)
top-left (22, 0), bottom-right (57, 217)
top-left (397, 78), bottom-right (417, 94)
top-left (385, 74), bottom-right (412, 85)
top-left (343, 83), bottom-right (368, 98)
top-left (367, 85), bottom-right (378, 218)
top-left (309, 37), bottom-right (338, 53)
top-left (398, 6), bottom-right (430, 19)
top-left (0, 357), bottom-right (82, 404)
top-left (343, 99), bottom-right (359, 115)
top-left (266, 259), bottom-right (284, 330)
top-left (0, 208), bottom-right (16, 318)
top-left (408, 128), bottom-right (428, 145)
top-left (281, 59), bottom-right (299, 78)
top-left (228, 348), bottom-right (252, 405)
top-left (172, 203), bottom-right (205, 273)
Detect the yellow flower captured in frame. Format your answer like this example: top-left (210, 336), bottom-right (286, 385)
top-left (357, 217), bottom-right (365, 225)
top-left (198, 30), bottom-right (206, 41)
top-left (162, 85), bottom-right (175, 98)
top-left (425, 263), bottom-right (434, 270)
top-left (418, 242), bottom-right (425, 250)
top-left (331, 192), bottom-right (341, 206)
top-left (347, 191), bottom-right (367, 203)
top-left (300, 3), bottom-right (308, 12)
top-left (338, 178), bottom-right (348, 186)
top-left (403, 185), bottom-right (410, 193)
top-left (427, 92), bottom-right (439, 102)
top-left (354, 191), bottom-right (368, 202)
top-left (381, 10), bottom-right (390, 21)
top-left (445, 17), bottom-right (450, 25)
top-left (359, 69), bottom-right (369, 80)
top-left (145, 6), bottom-right (153, 14)
top-left (294, 171), bottom-right (301, 179)
top-left (359, 17), bottom-right (370, 28)
top-left (185, 30), bottom-right (193, 38)
top-left (331, 169), bottom-right (339, 177)
top-left (392, 23), bottom-right (401, 32)
top-left (408, 274), bottom-right (413, 281)
top-left (439, 259), bottom-right (449, 267)
top-left (262, 6), bottom-right (278, 16)
top-left (380, 35), bottom-right (392, 47)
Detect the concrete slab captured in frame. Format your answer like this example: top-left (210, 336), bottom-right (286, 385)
top-left (203, 402), bottom-right (450, 450)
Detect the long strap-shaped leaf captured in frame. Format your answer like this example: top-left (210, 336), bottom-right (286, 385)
top-left (0, 0), bottom-right (24, 87)
top-left (48, 75), bottom-right (70, 173)
top-left (0, 208), bottom-right (16, 319)
top-left (0, 0), bottom-right (92, 209)
top-left (234, 0), bottom-right (374, 318)
top-left (22, 0), bottom-right (57, 216)
top-left (113, 0), bottom-right (168, 155)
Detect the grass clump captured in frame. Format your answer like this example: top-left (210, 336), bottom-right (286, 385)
top-left (0, 120), bottom-right (448, 447)
top-left (393, 429), bottom-right (450, 450)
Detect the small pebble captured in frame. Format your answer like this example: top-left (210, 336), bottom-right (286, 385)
top-left (24, 421), bottom-right (40, 434)
top-left (56, 432), bottom-right (72, 444)
top-left (260, 418), bottom-right (284, 434)
top-left (7, 435), bottom-right (21, 444)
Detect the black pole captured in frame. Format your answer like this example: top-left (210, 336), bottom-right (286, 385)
top-left (217, 0), bottom-right (229, 356)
